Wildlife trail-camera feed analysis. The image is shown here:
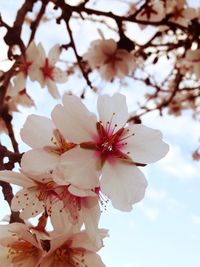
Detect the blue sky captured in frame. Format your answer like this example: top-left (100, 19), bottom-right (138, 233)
top-left (0, 1), bottom-right (200, 267)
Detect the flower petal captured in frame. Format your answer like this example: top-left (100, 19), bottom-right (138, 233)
top-left (48, 44), bottom-right (61, 65)
top-left (21, 149), bottom-right (59, 174)
top-left (50, 201), bottom-right (74, 234)
top-left (97, 93), bottom-right (128, 131)
top-left (99, 63), bottom-right (115, 81)
top-left (81, 197), bottom-right (101, 243)
top-left (13, 73), bottom-right (26, 93)
top-left (26, 41), bottom-right (38, 62)
top-left (47, 79), bottom-right (60, 99)
top-left (68, 185), bottom-right (96, 197)
top-left (100, 160), bottom-right (147, 211)
top-left (58, 147), bottom-right (100, 189)
top-left (101, 39), bottom-right (116, 55)
top-left (12, 189), bottom-right (44, 219)
top-left (71, 228), bottom-right (106, 252)
top-left (51, 94), bottom-right (97, 143)
top-left (122, 124), bottom-right (169, 164)
top-left (0, 170), bottom-right (34, 187)
top-left (20, 114), bottom-right (55, 148)
top-left (83, 252), bottom-right (106, 267)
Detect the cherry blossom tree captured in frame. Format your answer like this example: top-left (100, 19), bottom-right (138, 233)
top-left (0, 0), bottom-right (199, 266)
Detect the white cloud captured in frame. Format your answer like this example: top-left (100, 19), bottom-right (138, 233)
top-left (145, 186), bottom-right (183, 213)
top-left (143, 112), bottom-right (200, 146)
top-left (146, 187), bottom-right (168, 201)
top-left (157, 145), bottom-right (200, 181)
top-left (139, 204), bottom-right (159, 221)
top-left (192, 215), bottom-right (200, 225)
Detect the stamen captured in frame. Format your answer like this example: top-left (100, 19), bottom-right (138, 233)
top-left (105, 112), bottom-right (115, 134)
top-left (118, 132), bottom-right (135, 142)
top-left (54, 247), bottom-right (87, 267)
top-left (110, 123), bottom-right (117, 136)
top-left (95, 187), bottom-right (109, 211)
top-left (46, 129), bottom-right (76, 155)
top-left (7, 239), bottom-right (39, 263)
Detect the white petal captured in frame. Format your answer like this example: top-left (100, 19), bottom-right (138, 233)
top-left (99, 63), bottom-right (115, 81)
top-left (122, 124), bottom-right (169, 164)
top-left (71, 229), bottom-right (103, 252)
top-left (11, 189), bottom-right (44, 219)
top-left (83, 252), bottom-right (106, 267)
top-left (97, 93), bottom-right (128, 131)
top-left (68, 185), bottom-right (96, 197)
top-left (48, 232), bottom-right (72, 253)
top-left (51, 94), bottom-right (97, 143)
top-left (48, 44), bottom-right (61, 65)
top-left (71, 232), bottom-right (95, 250)
top-left (20, 114), bottom-right (55, 148)
top-left (59, 147), bottom-right (100, 189)
top-left (47, 79), bottom-right (60, 99)
top-left (0, 223), bottom-right (29, 240)
top-left (81, 197), bottom-right (101, 243)
top-left (29, 68), bottom-right (44, 86)
top-left (50, 201), bottom-right (73, 234)
top-left (100, 160), bottom-right (147, 211)
top-left (26, 41), bottom-right (38, 62)
top-left (37, 43), bottom-right (46, 64)
top-left (13, 73), bottom-right (26, 93)
top-left (21, 149), bottom-right (59, 174)
top-left (0, 170), bottom-right (34, 187)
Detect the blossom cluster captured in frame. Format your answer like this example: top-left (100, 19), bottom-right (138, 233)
top-left (0, 42), bottom-right (68, 133)
top-left (134, 0), bottom-right (197, 27)
top-left (0, 92), bottom-right (169, 266)
top-left (0, 0), bottom-right (199, 265)
top-left (12, 42), bottom-right (67, 98)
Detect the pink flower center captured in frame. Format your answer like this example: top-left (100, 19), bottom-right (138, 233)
top-left (80, 113), bottom-right (133, 164)
top-left (40, 58), bottom-right (54, 80)
top-left (44, 129), bottom-right (76, 155)
top-left (36, 181), bottom-right (81, 223)
top-left (17, 57), bottom-right (32, 76)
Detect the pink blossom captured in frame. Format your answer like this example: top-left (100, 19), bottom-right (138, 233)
top-left (39, 228), bottom-right (107, 267)
top-left (30, 44), bottom-right (68, 98)
top-left (0, 83), bottom-right (34, 134)
top-left (83, 39), bottom-right (135, 81)
top-left (52, 93), bottom-right (169, 211)
top-left (184, 49), bottom-right (200, 79)
top-left (136, 1), bottom-right (165, 22)
top-left (167, 0), bottom-right (196, 27)
top-left (13, 41), bottom-right (38, 92)
top-left (0, 170), bottom-right (100, 239)
top-left (0, 223), bottom-right (44, 267)
top-left (20, 114), bottom-right (76, 175)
